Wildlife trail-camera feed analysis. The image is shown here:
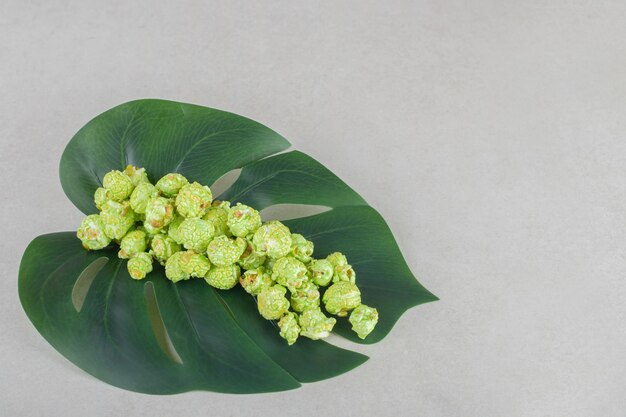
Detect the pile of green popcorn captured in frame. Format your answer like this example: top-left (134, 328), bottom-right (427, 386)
top-left (76, 165), bottom-right (378, 344)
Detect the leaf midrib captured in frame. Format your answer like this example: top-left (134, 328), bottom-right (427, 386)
top-left (119, 107), bottom-right (139, 168)
top-left (170, 283), bottom-right (297, 386)
top-left (173, 127), bottom-right (254, 172)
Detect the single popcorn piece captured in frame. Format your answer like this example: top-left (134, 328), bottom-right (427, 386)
top-left (129, 182), bottom-right (157, 214)
top-left (205, 264), bottom-right (240, 290)
top-left (257, 285), bottom-right (290, 320)
top-left (149, 233), bottom-right (181, 265)
top-left (322, 281), bottom-right (361, 317)
top-left (271, 256), bottom-right (308, 291)
top-left (290, 233), bottom-right (314, 264)
top-left (142, 222), bottom-right (162, 236)
top-left (299, 307), bottom-right (336, 340)
top-left (117, 230), bottom-right (147, 259)
top-left (77, 214), bottom-right (111, 250)
top-left (155, 173), bottom-right (188, 197)
top-left (253, 220), bottom-right (293, 259)
top-left (178, 218), bottom-right (215, 253)
top-left (203, 200), bottom-right (231, 236)
top-left (94, 187), bottom-right (113, 211)
top-left (278, 312), bottom-right (301, 345)
top-left (326, 252), bottom-right (348, 269)
top-left (238, 239), bottom-right (266, 270)
top-left (333, 264), bottom-right (356, 284)
top-left (127, 252), bottom-right (153, 280)
top-left (179, 250), bottom-right (212, 278)
top-left (326, 251), bottom-right (355, 283)
top-left (349, 304), bottom-right (379, 339)
top-left (206, 235), bottom-right (246, 267)
top-left (100, 200), bottom-right (136, 240)
top-left (308, 259), bottom-right (334, 287)
top-left (175, 182), bottom-right (212, 218)
top-left (290, 281), bottom-right (321, 313)
top-left (167, 214), bottom-right (185, 244)
top-left (144, 196), bottom-right (175, 230)
top-left (103, 170), bottom-right (134, 202)
top-left (239, 267), bottom-right (273, 296)
top-left (123, 165), bottom-right (150, 186)
top-left (165, 251), bottom-right (190, 282)
top-left (227, 203), bottom-right (262, 237)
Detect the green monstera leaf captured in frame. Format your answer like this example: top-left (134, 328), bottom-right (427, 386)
top-left (19, 99), bottom-right (437, 394)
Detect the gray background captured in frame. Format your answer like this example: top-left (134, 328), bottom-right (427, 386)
top-left (1, 1), bottom-right (625, 416)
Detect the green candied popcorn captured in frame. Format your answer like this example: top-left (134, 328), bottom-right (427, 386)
top-left (165, 251), bottom-right (192, 282)
top-left (290, 233), bottom-right (314, 264)
top-left (309, 259), bottom-right (334, 287)
top-left (144, 196), bottom-right (175, 230)
top-left (239, 267), bottom-right (273, 296)
top-left (127, 252), bottom-right (153, 280)
top-left (178, 250), bottom-right (212, 278)
top-left (77, 214), bottom-right (111, 250)
top-left (123, 165), bottom-right (150, 186)
top-left (206, 235), bottom-right (247, 267)
top-left (175, 182), bottom-right (212, 218)
top-left (272, 256), bottom-right (308, 291)
top-left (326, 251), bottom-right (355, 283)
top-left (129, 182), bottom-right (157, 214)
top-left (118, 230), bottom-right (147, 259)
top-left (178, 218), bottom-right (215, 253)
top-left (290, 281), bottom-right (321, 313)
top-left (322, 281), bottom-right (361, 317)
top-left (257, 285), bottom-right (290, 320)
top-left (149, 233), bottom-right (181, 265)
top-left (100, 200), bottom-right (135, 240)
top-left (326, 252), bottom-right (348, 268)
top-left (155, 173), bottom-right (188, 197)
top-left (333, 263), bottom-right (356, 284)
top-left (238, 239), bottom-right (267, 270)
top-left (203, 200), bottom-right (231, 236)
top-left (349, 304), bottom-right (379, 339)
top-left (102, 170), bottom-right (134, 202)
top-left (299, 307), bottom-right (336, 340)
top-left (278, 312), bottom-right (301, 345)
top-left (143, 222), bottom-right (162, 236)
top-left (253, 220), bottom-right (293, 259)
top-left (205, 264), bottom-right (240, 290)
top-left (167, 214), bottom-right (185, 244)
top-left (227, 203), bottom-right (262, 237)
top-left (94, 187), bottom-right (113, 211)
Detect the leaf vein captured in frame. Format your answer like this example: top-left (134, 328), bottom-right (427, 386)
top-left (174, 127), bottom-right (253, 171)
top-left (119, 107), bottom-right (139, 168)
top-left (171, 284), bottom-right (272, 382)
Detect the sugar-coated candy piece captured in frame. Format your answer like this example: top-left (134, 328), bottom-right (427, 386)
top-left (227, 203), bottom-right (262, 237)
top-left (257, 285), bottom-right (290, 320)
top-left (77, 214), bottom-right (111, 250)
top-left (299, 307), bottom-right (336, 340)
top-left (175, 182), bottom-right (212, 218)
top-left (205, 264), bottom-right (240, 290)
top-left (349, 304), bottom-right (379, 339)
top-left (103, 170), bottom-right (134, 202)
top-left (253, 220), bottom-right (292, 259)
top-left (322, 281), bottom-right (361, 317)
top-left (127, 253), bottom-right (153, 280)
top-left (155, 173), bottom-right (188, 197)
